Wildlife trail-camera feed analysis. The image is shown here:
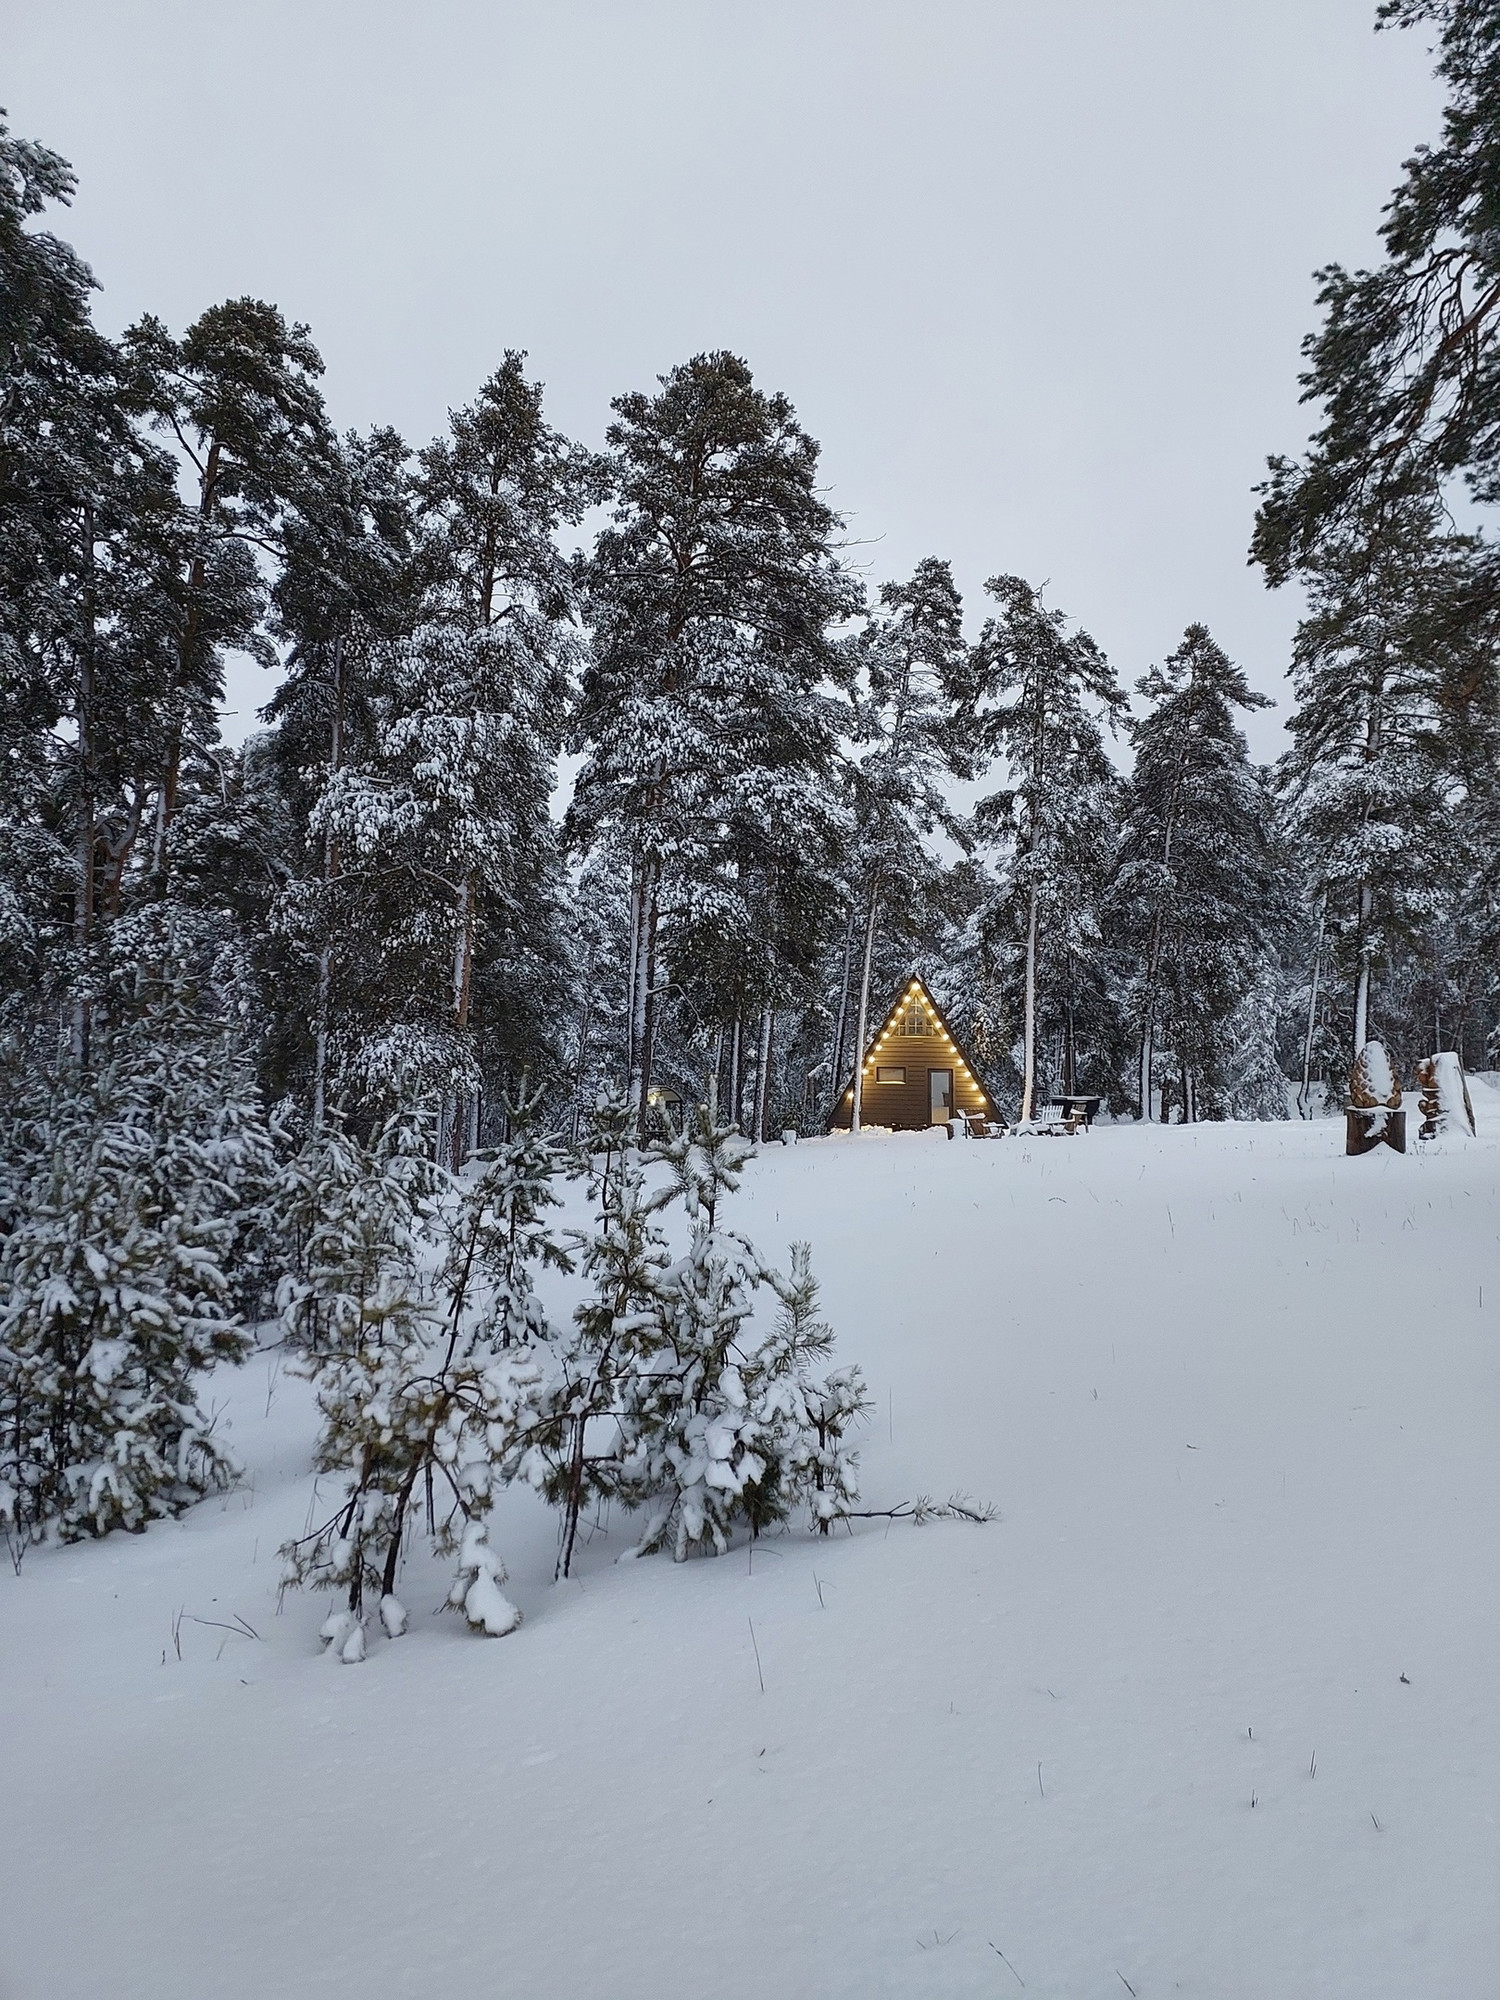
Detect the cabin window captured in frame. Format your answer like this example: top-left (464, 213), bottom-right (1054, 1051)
top-left (898, 1003), bottom-right (929, 1036)
top-left (875, 1065), bottom-right (906, 1084)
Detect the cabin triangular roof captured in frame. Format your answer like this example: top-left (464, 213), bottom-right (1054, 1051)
top-left (833, 971), bottom-right (998, 1122)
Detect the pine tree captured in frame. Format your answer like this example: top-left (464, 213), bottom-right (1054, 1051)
top-left (1278, 524), bottom-right (1456, 1066)
top-left (1253, 1), bottom-right (1500, 585)
top-left (278, 1108), bottom-right (565, 1658)
top-left (844, 559), bottom-right (971, 1133)
top-left (1251, 3), bottom-right (1500, 1080)
top-left (262, 422), bottom-right (419, 1128)
top-left (121, 300), bottom-right (330, 907)
top-left (621, 1108), bottom-right (765, 1556)
top-left (546, 1096), bottom-right (675, 1578)
top-left (0, 1008), bottom-right (264, 1555)
top-left (407, 354), bottom-right (593, 1158)
top-left (0, 119), bottom-right (200, 1058)
top-left (963, 577), bottom-right (1125, 1121)
top-left (571, 352), bottom-right (859, 1138)
top-left (598, 1111), bottom-right (869, 1559)
top-left (1114, 624), bottom-right (1286, 1120)
top-left (750, 1243), bottom-right (870, 1537)
top-left (444, 1077), bottom-right (574, 1352)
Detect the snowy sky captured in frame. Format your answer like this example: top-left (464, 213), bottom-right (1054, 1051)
top-left (9, 0), bottom-right (1443, 757)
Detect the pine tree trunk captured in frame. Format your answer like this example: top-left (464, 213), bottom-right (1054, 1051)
top-left (312, 635), bottom-right (346, 1133)
top-left (624, 867), bottom-right (643, 1081)
top-left (728, 1014), bottom-right (742, 1130)
top-left (312, 947), bottom-right (332, 1133)
top-left (1138, 908), bottom-right (1167, 1124)
top-left (1298, 890), bottom-right (1328, 1118)
top-left (1137, 1017), bottom-right (1153, 1127)
top-left (1353, 878), bottom-right (1374, 1055)
top-left (557, 1415), bottom-right (589, 1581)
top-left (753, 1004), bottom-right (773, 1142)
top-left (830, 903), bottom-right (855, 1101)
top-left (152, 438), bottom-right (222, 892)
top-left (634, 868), bottom-right (662, 1142)
top-left (1135, 678), bottom-right (1197, 1121)
top-left (450, 869), bottom-right (477, 1168)
top-left (1352, 675), bottom-right (1384, 1059)
top-left (71, 503), bottom-right (98, 1067)
top-left (1020, 877), bottom-right (1039, 1124)
top-left (570, 997), bottom-right (594, 1142)
top-left (849, 881), bottom-right (880, 1134)
top-left (709, 1023), bottom-right (724, 1119)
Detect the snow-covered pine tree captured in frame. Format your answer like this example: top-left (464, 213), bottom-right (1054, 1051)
top-left (124, 298), bottom-right (331, 903)
top-left (0, 1010), bottom-right (263, 1555)
top-left (963, 577), bottom-right (1126, 1121)
top-left (273, 1117), bottom-right (382, 1356)
top-left (445, 1076), bottom-right (574, 1352)
top-left (261, 422), bottom-right (419, 1129)
top-left (844, 559), bottom-right (971, 1133)
top-left (407, 354), bottom-right (592, 1159)
top-left (1113, 624), bottom-right (1288, 1120)
top-left (612, 1111), bottom-right (869, 1559)
top-left (1251, 3), bottom-right (1500, 1078)
top-left (751, 1242), bottom-right (870, 1537)
top-left (546, 1095), bottom-right (674, 1577)
top-left (0, 119), bottom-right (221, 1062)
top-left (257, 358), bottom-right (586, 1149)
top-left (279, 1107), bottom-right (566, 1658)
top-left (621, 1200), bottom-right (767, 1560)
top-left (1223, 969), bottom-right (1298, 1122)
top-left (571, 352), bottom-right (860, 1140)
top-left (620, 1107), bottom-right (767, 1557)
top-left (1276, 519), bottom-right (1457, 1071)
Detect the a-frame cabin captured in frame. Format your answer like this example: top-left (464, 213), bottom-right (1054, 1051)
top-left (828, 973), bottom-right (998, 1131)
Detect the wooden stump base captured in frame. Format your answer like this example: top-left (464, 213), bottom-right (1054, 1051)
top-left (1346, 1107), bottom-right (1406, 1155)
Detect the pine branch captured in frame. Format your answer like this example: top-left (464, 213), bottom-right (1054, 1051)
top-left (842, 1492), bottom-right (998, 1524)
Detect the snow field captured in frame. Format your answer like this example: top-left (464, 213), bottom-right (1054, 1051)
top-left (2, 1101), bottom-right (1497, 1998)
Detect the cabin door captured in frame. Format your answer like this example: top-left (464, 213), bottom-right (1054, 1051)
top-left (928, 1069), bottom-right (953, 1124)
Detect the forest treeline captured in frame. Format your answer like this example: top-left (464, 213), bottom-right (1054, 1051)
top-left (10, 65), bottom-right (1500, 1158)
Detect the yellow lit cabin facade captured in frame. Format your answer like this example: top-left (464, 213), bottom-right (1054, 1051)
top-left (828, 974), bottom-right (997, 1131)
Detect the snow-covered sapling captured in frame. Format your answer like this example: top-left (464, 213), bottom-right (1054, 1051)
top-left (280, 1108), bottom-right (568, 1654)
top-left (0, 1028), bottom-right (256, 1556)
top-left (619, 1111), bottom-right (871, 1558)
top-left (545, 1096), bottom-right (674, 1578)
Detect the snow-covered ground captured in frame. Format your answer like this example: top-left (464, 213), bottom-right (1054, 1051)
top-left (4, 1101), bottom-right (1497, 1999)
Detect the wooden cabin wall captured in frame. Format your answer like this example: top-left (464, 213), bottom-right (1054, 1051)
top-left (829, 1028), bottom-right (994, 1130)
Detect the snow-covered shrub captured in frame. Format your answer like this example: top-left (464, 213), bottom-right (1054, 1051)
top-left (553, 1106), bottom-right (871, 1567)
top-left (622, 1197), bottom-right (770, 1559)
top-left (754, 1243), bottom-right (871, 1535)
top-left (545, 1097), bottom-right (675, 1578)
top-left (0, 1025), bottom-right (261, 1554)
top-left (279, 1105), bottom-right (569, 1655)
top-left (273, 1114), bottom-right (432, 1355)
top-left (449, 1076), bottom-right (574, 1350)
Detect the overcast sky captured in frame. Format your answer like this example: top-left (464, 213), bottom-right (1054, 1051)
top-left (8, 0), bottom-right (1445, 756)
